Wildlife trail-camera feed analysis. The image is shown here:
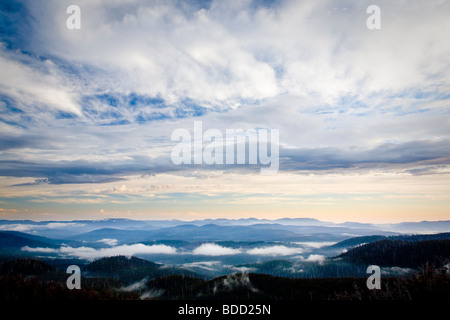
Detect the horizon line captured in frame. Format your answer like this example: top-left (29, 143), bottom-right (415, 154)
top-left (1, 216), bottom-right (449, 225)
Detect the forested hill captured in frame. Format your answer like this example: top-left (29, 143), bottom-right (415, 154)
top-left (336, 239), bottom-right (450, 268)
top-left (330, 232), bottom-right (450, 249)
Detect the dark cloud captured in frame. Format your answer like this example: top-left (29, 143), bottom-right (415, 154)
top-left (280, 139), bottom-right (450, 171)
top-left (1, 138), bottom-right (449, 186)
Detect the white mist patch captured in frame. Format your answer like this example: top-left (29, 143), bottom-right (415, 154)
top-left (140, 289), bottom-right (165, 300)
top-left (192, 243), bottom-right (242, 256)
top-left (293, 242), bottom-right (337, 249)
top-left (0, 224), bottom-right (35, 232)
top-left (120, 278), bottom-right (148, 292)
top-left (0, 222), bottom-right (84, 232)
top-left (220, 273), bottom-right (259, 293)
top-left (22, 243), bottom-right (177, 260)
top-left (181, 261), bottom-right (222, 271)
top-left (227, 266), bottom-right (257, 273)
top-left (21, 246), bottom-right (57, 253)
top-left (303, 254), bottom-right (326, 263)
top-left (246, 245), bottom-right (303, 256)
top-left (96, 238), bottom-right (119, 246)
top-left (44, 222), bottom-right (85, 229)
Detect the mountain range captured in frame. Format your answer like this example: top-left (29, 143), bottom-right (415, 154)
top-left (0, 217), bottom-right (449, 301)
top-left (2, 218), bottom-right (449, 241)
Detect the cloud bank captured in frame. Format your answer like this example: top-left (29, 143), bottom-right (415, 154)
top-left (247, 245), bottom-right (303, 256)
top-left (192, 243), bottom-right (242, 256)
top-left (21, 243), bottom-right (309, 259)
top-left (22, 243), bottom-right (177, 260)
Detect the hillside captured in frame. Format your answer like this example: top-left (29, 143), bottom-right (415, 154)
top-left (0, 256), bottom-right (448, 301)
top-left (336, 239), bottom-right (450, 268)
top-left (84, 256), bottom-right (198, 282)
top-left (0, 231), bottom-right (59, 250)
top-left (0, 258), bottom-right (57, 276)
top-left (86, 256), bottom-right (161, 274)
top-left (327, 232), bottom-right (450, 250)
top-left (328, 235), bottom-right (387, 248)
top-left (137, 267), bottom-right (450, 300)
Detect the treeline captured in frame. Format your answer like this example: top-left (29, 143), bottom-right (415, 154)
top-left (1, 257), bottom-right (448, 300)
top-left (84, 255), bottom-right (198, 282)
top-left (129, 264), bottom-right (450, 300)
top-left (337, 239), bottom-right (450, 268)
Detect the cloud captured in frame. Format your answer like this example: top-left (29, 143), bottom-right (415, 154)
top-left (293, 242), bottom-right (337, 249)
top-left (0, 222), bottom-right (84, 232)
top-left (246, 245), bottom-right (303, 256)
top-left (4, 0), bottom-right (449, 122)
top-left (303, 254), bottom-right (326, 263)
top-left (139, 289), bottom-right (164, 300)
top-left (22, 243), bottom-right (177, 260)
top-left (96, 238), bottom-right (119, 246)
top-left (0, 224), bottom-right (36, 232)
top-left (221, 273), bottom-right (259, 293)
top-left (0, 0), bottom-right (449, 221)
top-left (192, 243), bottom-right (242, 256)
top-left (0, 49), bottom-right (82, 116)
top-left (23, 242), bottom-right (309, 259)
top-left (21, 246), bottom-right (57, 253)
top-left (119, 278), bottom-right (148, 292)
top-left (227, 266), bottom-right (257, 273)
top-left (180, 261), bottom-right (222, 271)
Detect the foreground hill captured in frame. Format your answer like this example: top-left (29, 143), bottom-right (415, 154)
top-left (1, 254), bottom-right (449, 300)
top-left (67, 223), bottom-right (396, 243)
top-left (144, 268), bottom-right (449, 300)
top-left (0, 258), bottom-right (57, 276)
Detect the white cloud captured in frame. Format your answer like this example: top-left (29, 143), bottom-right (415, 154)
top-left (180, 261), bottom-right (222, 271)
top-left (0, 50), bottom-right (82, 116)
top-left (192, 243), bottom-right (242, 256)
top-left (303, 254), bottom-right (326, 263)
top-left (0, 224), bottom-right (36, 232)
top-left (221, 273), bottom-right (259, 293)
top-left (227, 266), bottom-right (257, 273)
top-left (22, 243), bottom-right (177, 260)
top-left (96, 238), bottom-right (119, 246)
top-left (246, 245), bottom-right (303, 256)
top-left (21, 246), bottom-right (57, 253)
top-left (43, 222), bottom-right (85, 229)
top-left (293, 242), bottom-right (337, 249)
top-left (18, 0), bottom-right (449, 115)
top-left (120, 277), bottom-right (148, 292)
top-left (0, 222), bottom-right (84, 232)
top-left (139, 289), bottom-right (164, 300)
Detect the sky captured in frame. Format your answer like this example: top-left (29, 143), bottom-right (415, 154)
top-left (0, 0), bottom-right (449, 223)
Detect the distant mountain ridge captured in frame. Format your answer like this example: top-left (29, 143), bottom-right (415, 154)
top-left (2, 217), bottom-right (448, 231)
top-left (1, 218), bottom-right (449, 246)
top-left (66, 223), bottom-right (397, 243)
